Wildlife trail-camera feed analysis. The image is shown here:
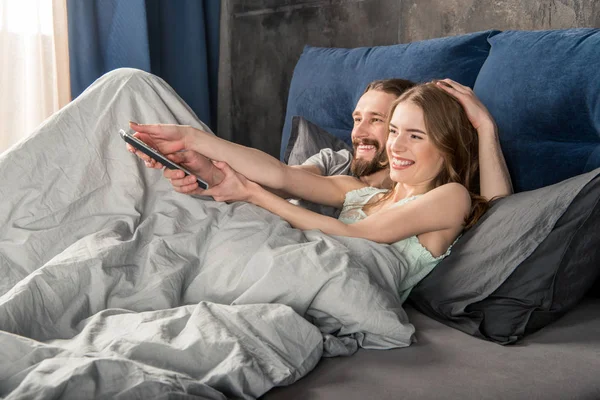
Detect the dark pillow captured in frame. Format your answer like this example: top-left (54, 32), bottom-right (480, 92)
top-left (280, 30), bottom-right (500, 159)
top-left (474, 28), bottom-right (600, 192)
top-left (284, 116), bottom-right (351, 166)
top-left (409, 168), bottom-right (600, 344)
top-left (284, 116), bottom-right (352, 218)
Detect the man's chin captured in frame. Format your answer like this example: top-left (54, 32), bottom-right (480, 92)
top-left (354, 155), bottom-right (375, 163)
top-left (351, 160), bottom-right (386, 177)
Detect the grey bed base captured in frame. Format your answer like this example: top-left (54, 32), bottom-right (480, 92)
top-left (264, 298), bottom-right (600, 400)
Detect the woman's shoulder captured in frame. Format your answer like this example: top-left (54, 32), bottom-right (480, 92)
top-left (431, 182), bottom-right (469, 196)
top-left (426, 182), bottom-right (470, 203)
top-left (424, 182), bottom-right (471, 220)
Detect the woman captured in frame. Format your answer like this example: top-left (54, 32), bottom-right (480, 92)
top-left (128, 80), bottom-right (489, 265)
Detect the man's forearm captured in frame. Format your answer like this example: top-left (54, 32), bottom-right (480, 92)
top-left (188, 129), bottom-right (287, 190)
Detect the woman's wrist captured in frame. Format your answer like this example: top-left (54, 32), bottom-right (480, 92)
top-left (186, 127), bottom-right (212, 154)
top-left (476, 120), bottom-right (499, 140)
top-left (246, 180), bottom-right (266, 205)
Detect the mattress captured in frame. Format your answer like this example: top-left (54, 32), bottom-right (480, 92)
top-left (264, 298), bottom-right (600, 400)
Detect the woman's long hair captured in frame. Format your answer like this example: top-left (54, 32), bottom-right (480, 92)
top-left (364, 81), bottom-right (489, 229)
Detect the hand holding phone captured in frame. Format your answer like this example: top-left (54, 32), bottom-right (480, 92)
top-left (119, 129), bottom-right (209, 190)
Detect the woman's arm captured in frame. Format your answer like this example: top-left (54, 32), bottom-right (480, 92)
top-left (476, 124), bottom-right (514, 199)
top-left (206, 162), bottom-right (471, 245)
top-left (250, 181), bottom-right (470, 243)
top-left (436, 80), bottom-right (513, 199)
top-left (129, 122), bottom-right (364, 207)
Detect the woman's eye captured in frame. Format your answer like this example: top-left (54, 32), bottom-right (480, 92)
top-left (410, 134), bottom-right (423, 140)
top-left (389, 129), bottom-right (397, 135)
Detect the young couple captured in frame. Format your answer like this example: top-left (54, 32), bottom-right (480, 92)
top-left (128, 78), bottom-right (512, 262)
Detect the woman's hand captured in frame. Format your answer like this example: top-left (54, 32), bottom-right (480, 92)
top-left (437, 79), bottom-right (513, 198)
top-left (202, 161), bottom-right (260, 203)
top-left (436, 79), bottom-right (497, 134)
top-left (125, 121), bottom-right (195, 168)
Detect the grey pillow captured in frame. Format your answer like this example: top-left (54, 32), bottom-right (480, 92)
top-left (284, 116), bottom-right (352, 166)
top-left (284, 116), bottom-right (353, 218)
top-left (409, 168), bottom-right (600, 344)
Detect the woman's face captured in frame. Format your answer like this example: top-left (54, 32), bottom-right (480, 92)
top-left (386, 101), bottom-right (445, 189)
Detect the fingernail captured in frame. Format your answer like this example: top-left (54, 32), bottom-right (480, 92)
top-left (129, 121), bottom-right (139, 126)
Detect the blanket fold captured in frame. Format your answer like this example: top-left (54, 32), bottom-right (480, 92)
top-left (0, 69), bottom-right (415, 399)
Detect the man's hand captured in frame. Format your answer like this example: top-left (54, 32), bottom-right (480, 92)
top-left (164, 150), bottom-right (225, 196)
top-left (436, 79), bottom-right (497, 134)
top-left (202, 161), bottom-right (260, 203)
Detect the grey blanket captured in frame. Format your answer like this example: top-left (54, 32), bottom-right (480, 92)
top-left (0, 69), bottom-right (416, 399)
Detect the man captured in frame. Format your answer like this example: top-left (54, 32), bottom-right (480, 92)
top-left (299, 79), bottom-right (414, 191)
top-left (153, 78), bottom-right (512, 205)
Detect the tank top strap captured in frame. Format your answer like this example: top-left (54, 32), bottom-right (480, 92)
top-left (343, 187), bottom-right (388, 207)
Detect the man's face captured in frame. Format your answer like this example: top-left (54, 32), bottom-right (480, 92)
top-left (350, 90), bottom-right (398, 177)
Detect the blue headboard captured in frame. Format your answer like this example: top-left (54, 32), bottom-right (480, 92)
top-left (282, 28), bottom-right (600, 193)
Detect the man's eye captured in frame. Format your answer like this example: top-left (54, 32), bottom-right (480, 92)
top-left (353, 118), bottom-right (361, 123)
top-left (372, 118), bottom-right (382, 123)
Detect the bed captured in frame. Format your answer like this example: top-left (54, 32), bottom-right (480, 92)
top-left (265, 298), bottom-right (600, 400)
top-left (1, 28), bottom-right (600, 400)
top-left (263, 27), bottom-right (600, 399)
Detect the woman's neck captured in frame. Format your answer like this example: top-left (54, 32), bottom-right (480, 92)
top-left (359, 168), bottom-right (392, 189)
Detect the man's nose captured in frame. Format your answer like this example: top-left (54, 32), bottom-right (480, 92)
top-left (352, 121), bottom-right (369, 138)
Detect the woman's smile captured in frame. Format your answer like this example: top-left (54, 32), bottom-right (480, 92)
top-left (391, 156), bottom-right (415, 169)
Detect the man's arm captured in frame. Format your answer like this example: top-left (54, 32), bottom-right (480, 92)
top-left (268, 164), bottom-right (322, 198)
top-left (159, 151), bottom-right (323, 198)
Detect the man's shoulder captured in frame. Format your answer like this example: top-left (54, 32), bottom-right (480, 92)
top-left (302, 148), bottom-right (353, 177)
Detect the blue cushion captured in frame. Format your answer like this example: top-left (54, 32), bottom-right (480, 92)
top-left (280, 30), bottom-right (500, 160)
top-left (474, 28), bottom-right (600, 192)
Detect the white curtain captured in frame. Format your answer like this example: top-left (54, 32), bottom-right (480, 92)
top-left (0, 0), bottom-right (70, 153)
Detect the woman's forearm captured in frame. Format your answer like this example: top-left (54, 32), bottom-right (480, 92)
top-left (477, 125), bottom-right (513, 199)
top-left (187, 128), bottom-right (287, 190)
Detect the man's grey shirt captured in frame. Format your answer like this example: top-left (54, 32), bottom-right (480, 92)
top-left (289, 148), bottom-right (354, 218)
top-left (303, 148), bottom-right (353, 177)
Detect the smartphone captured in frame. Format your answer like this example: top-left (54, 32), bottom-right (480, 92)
top-left (119, 129), bottom-right (209, 190)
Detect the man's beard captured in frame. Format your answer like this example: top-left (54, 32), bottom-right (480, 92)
top-left (351, 139), bottom-right (389, 177)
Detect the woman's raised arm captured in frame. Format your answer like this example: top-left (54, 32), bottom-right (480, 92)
top-left (436, 80), bottom-right (513, 200)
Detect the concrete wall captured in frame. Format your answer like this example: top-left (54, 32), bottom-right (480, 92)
top-left (218, 0), bottom-right (600, 158)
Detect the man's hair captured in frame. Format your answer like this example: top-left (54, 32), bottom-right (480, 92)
top-left (363, 79), bottom-right (416, 97)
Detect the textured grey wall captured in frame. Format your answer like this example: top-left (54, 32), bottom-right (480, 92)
top-left (400, 0), bottom-right (600, 41)
top-left (218, 0), bottom-right (600, 158)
